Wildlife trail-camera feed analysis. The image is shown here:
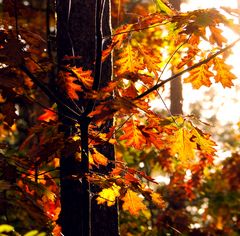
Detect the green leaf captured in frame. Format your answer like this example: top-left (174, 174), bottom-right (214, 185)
top-left (153, 0), bottom-right (174, 16)
top-left (0, 224), bottom-right (14, 233)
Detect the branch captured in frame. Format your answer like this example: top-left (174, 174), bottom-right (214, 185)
top-left (93, 0), bottom-right (105, 91)
top-left (20, 64), bottom-right (81, 118)
top-left (103, 22), bottom-right (168, 40)
top-left (134, 38), bottom-right (240, 101)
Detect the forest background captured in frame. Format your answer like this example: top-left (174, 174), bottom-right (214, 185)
top-left (0, 0), bottom-right (240, 235)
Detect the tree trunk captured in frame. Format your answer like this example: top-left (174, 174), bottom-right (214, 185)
top-left (169, 0), bottom-right (183, 115)
top-left (56, 1), bottom-right (119, 235)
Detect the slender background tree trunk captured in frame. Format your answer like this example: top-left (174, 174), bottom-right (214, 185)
top-left (169, 0), bottom-right (183, 115)
top-left (56, 1), bottom-right (119, 235)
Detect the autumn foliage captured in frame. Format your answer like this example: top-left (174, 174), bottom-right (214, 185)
top-left (0, 0), bottom-right (240, 235)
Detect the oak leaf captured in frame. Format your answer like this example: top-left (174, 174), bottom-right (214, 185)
top-left (141, 127), bottom-right (163, 149)
top-left (61, 72), bottom-right (83, 100)
top-left (138, 45), bottom-right (162, 77)
top-left (209, 26), bottom-right (227, 47)
top-left (170, 127), bottom-right (196, 162)
top-left (191, 127), bottom-right (216, 155)
top-left (116, 44), bottom-right (143, 75)
top-left (153, 0), bottom-right (175, 16)
top-left (213, 57), bottom-right (236, 88)
top-left (119, 120), bottom-right (146, 150)
top-left (96, 184), bottom-right (121, 206)
top-left (122, 189), bottom-right (147, 215)
top-left (184, 64), bottom-right (214, 89)
top-left (120, 83), bottom-right (138, 98)
top-left (101, 24), bottom-right (133, 60)
top-left (71, 67), bottom-right (93, 89)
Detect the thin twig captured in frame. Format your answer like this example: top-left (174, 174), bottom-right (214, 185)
top-left (20, 64), bottom-right (82, 118)
top-left (103, 22), bottom-right (168, 39)
top-left (156, 34), bottom-right (191, 84)
top-left (134, 38), bottom-right (240, 101)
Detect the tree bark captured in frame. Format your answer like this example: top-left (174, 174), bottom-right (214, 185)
top-left (56, 1), bottom-right (119, 235)
top-left (169, 0), bottom-right (183, 115)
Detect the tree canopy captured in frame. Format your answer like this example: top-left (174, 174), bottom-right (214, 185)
top-left (0, 0), bottom-right (240, 235)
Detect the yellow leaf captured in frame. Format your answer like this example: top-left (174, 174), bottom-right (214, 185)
top-left (116, 44), bottom-right (143, 75)
top-left (138, 45), bottom-right (162, 77)
top-left (153, 0), bottom-right (174, 16)
top-left (191, 127), bottom-right (216, 155)
top-left (0, 224), bottom-right (14, 233)
top-left (170, 119), bottom-right (216, 161)
top-left (72, 135), bottom-right (80, 141)
top-left (184, 64), bottom-right (214, 89)
top-left (170, 127), bottom-right (196, 161)
top-left (151, 192), bottom-right (165, 208)
top-left (213, 57), bottom-right (236, 88)
top-left (122, 190), bottom-right (147, 216)
top-left (96, 184), bottom-right (121, 206)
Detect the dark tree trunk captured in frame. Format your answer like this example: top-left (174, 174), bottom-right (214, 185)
top-left (56, 1), bottom-right (119, 235)
top-left (169, 0), bottom-right (183, 115)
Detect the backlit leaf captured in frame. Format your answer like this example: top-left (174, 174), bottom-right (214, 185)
top-left (209, 26), bottom-right (227, 47)
top-left (138, 45), bottom-right (162, 77)
top-left (184, 64), bottom-right (214, 89)
top-left (119, 120), bottom-right (146, 150)
top-left (213, 57), bottom-right (237, 88)
top-left (122, 189), bottom-right (147, 215)
top-left (71, 67), bottom-right (94, 89)
top-left (96, 184), bottom-right (121, 206)
top-left (170, 126), bottom-right (196, 161)
top-left (191, 127), bottom-right (216, 155)
top-left (153, 0), bottom-right (174, 16)
top-left (116, 44), bottom-right (143, 75)
top-left (38, 109), bottom-right (57, 122)
top-left (60, 71), bottom-right (83, 100)
top-left (151, 192), bottom-right (165, 208)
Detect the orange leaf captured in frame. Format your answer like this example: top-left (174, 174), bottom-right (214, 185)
top-left (209, 26), bottom-right (227, 47)
top-left (151, 192), bottom-right (165, 208)
top-left (63, 73), bottom-right (83, 100)
top-left (38, 108), bottom-right (57, 122)
top-left (124, 172), bottom-right (139, 185)
top-left (119, 120), bottom-right (146, 149)
top-left (191, 126), bottom-right (216, 155)
top-left (141, 127), bottom-right (163, 149)
top-left (138, 45), bottom-right (162, 77)
top-left (213, 57), bottom-right (236, 88)
top-left (120, 82), bottom-right (138, 98)
top-left (90, 148), bottom-right (108, 167)
top-left (122, 189), bottom-right (147, 215)
top-left (184, 64), bottom-right (214, 89)
top-left (71, 67), bottom-right (94, 89)
top-left (113, 24), bottom-right (133, 49)
top-left (116, 44), bottom-right (143, 75)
